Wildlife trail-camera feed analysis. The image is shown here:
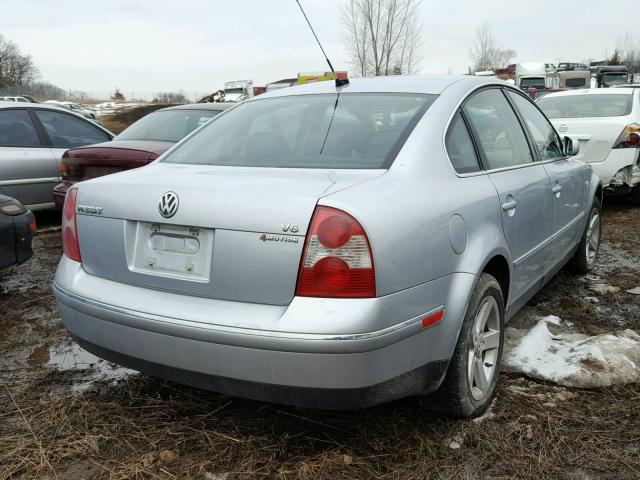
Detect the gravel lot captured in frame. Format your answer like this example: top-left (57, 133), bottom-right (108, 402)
top-left (1, 202), bottom-right (639, 480)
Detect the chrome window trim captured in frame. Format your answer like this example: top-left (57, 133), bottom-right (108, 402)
top-left (442, 83), bottom-right (572, 179)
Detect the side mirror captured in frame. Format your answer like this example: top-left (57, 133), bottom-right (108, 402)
top-left (562, 136), bottom-right (579, 157)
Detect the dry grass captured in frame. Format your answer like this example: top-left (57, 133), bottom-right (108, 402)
top-left (99, 104), bottom-right (178, 135)
top-left (1, 373), bottom-right (639, 480)
top-left (1, 197), bottom-right (639, 480)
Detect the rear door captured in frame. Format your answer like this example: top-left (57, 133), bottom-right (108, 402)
top-left (507, 90), bottom-right (589, 263)
top-left (0, 108), bottom-right (58, 207)
top-left (463, 88), bottom-right (553, 305)
top-left (32, 109), bottom-right (112, 167)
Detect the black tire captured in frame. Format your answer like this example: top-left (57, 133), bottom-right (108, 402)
top-left (427, 273), bottom-right (505, 418)
top-left (630, 186), bottom-right (640, 205)
top-left (568, 197), bottom-right (601, 274)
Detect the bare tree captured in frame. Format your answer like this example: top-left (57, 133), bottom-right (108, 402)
top-left (468, 23), bottom-right (516, 72)
top-left (0, 34), bottom-right (39, 88)
top-left (342, 0), bottom-right (423, 77)
top-left (153, 91), bottom-right (189, 104)
top-left (614, 33), bottom-right (640, 64)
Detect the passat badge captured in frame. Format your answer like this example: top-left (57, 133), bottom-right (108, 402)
top-left (158, 191), bottom-right (179, 218)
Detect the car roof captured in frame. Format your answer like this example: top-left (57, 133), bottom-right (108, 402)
top-left (0, 101), bottom-right (114, 135)
top-left (0, 101), bottom-right (70, 109)
top-left (539, 88), bottom-right (637, 99)
top-left (160, 102), bottom-right (235, 112)
top-left (260, 75), bottom-right (501, 98)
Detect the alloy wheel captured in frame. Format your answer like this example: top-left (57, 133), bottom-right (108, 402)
top-left (467, 296), bottom-right (501, 401)
top-left (585, 208), bottom-right (601, 266)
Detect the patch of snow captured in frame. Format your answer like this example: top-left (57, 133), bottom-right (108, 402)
top-left (591, 284), bottom-right (621, 294)
top-left (503, 316), bottom-right (640, 388)
top-left (47, 342), bottom-right (135, 392)
top-left (446, 434), bottom-right (464, 450)
top-left (626, 287), bottom-right (640, 295)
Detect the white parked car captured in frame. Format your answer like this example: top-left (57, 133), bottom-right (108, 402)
top-left (45, 100), bottom-right (96, 119)
top-left (537, 88), bottom-right (640, 201)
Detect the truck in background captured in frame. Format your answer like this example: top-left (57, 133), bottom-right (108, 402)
top-left (545, 70), bottom-right (591, 90)
top-left (266, 78), bottom-right (298, 92)
top-left (515, 63), bottom-right (547, 89)
top-left (596, 66), bottom-right (629, 88)
top-left (297, 71), bottom-right (348, 85)
top-left (223, 80), bottom-right (265, 102)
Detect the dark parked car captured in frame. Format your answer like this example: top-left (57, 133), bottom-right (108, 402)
top-left (53, 103), bottom-right (234, 207)
top-left (0, 194), bottom-right (35, 270)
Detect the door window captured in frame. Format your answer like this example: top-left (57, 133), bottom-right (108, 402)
top-left (463, 89), bottom-right (533, 170)
top-left (507, 91), bottom-right (563, 161)
top-left (34, 110), bottom-right (110, 148)
top-left (0, 109), bottom-right (42, 147)
top-left (445, 112), bottom-right (480, 173)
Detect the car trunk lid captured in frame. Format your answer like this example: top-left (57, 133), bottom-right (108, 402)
top-left (62, 140), bottom-right (173, 181)
top-left (550, 117), bottom-right (630, 163)
top-left (75, 163), bottom-right (383, 305)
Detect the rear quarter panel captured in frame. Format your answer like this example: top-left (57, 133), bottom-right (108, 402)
top-left (320, 81), bottom-right (511, 299)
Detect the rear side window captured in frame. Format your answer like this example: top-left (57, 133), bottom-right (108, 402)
top-left (537, 94), bottom-right (632, 118)
top-left (445, 112), bottom-right (480, 173)
top-left (463, 89), bottom-right (534, 170)
top-left (0, 109), bottom-right (41, 147)
top-left (507, 91), bottom-right (563, 161)
top-left (162, 93), bottom-right (435, 169)
top-left (34, 110), bottom-right (110, 148)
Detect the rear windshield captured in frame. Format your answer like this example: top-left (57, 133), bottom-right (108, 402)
top-left (520, 77), bottom-right (545, 89)
top-left (565, 77), bottom-right (587, 88)
top-left (162, 93), bottom-right (435, 169)
top-left (602, 73), bottom-right (628, 87)
top-left (117, 109), bottom-right (221, 142)
top-left (537, 94), bottom-right (633, 118)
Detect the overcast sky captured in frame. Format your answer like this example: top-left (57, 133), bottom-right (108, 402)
top-left (0, 0), bottom-right (634, 99)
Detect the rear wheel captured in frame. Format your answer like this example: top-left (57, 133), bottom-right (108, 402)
top-left (568, 197), bottom-right (601, 274)
top-left (428, 273), bottom-right (504, 418)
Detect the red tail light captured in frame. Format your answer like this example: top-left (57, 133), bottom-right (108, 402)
top-left (613, 124), bottom-right (640, 149)
top-left (62, 188), bottom-right (81, 262)
top-left (296, 206), bottom-right (375, 298)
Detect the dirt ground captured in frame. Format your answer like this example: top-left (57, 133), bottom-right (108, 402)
top-left (1, 203), bottom-right (639, 480)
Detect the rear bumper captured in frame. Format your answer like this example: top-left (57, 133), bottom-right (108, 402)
top-left (71, 334), bottom-right (448, 409)
top-left (590, 149), bottom-right (639, 187)
top-left (53, 181), bottom-right (76, 208)
top-left (53, 257), bottom-right (476, 408)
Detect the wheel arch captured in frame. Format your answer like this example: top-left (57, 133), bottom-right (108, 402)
top-left (480, 254), bottom-right (511, 306)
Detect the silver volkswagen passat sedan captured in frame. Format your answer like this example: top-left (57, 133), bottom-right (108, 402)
top-left (53, 76), bottom-right (602, 417)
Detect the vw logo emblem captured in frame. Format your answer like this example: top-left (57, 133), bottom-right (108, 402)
top-left (158, 191), bottom-right (179, 218)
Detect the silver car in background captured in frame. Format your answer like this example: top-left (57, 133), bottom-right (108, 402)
top-left (53, 76), bottom-right (602, 417)
top-left (0, 102), bottom-right (113, 210)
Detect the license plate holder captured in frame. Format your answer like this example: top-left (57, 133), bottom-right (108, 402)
top-left (128, 222), bottom-right (214, 282)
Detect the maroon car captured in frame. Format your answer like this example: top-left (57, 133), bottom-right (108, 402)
top-left (53, 103), bottom-right (233, 207)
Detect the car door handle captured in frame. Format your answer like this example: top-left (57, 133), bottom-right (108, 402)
top-left (502, 200), bottom-right (518, 211)
top-left (552, 184), bottom-right (562, 198)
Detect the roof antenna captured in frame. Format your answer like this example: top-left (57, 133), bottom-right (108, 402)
top-left (295, 0), bottom-right (349, 88)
